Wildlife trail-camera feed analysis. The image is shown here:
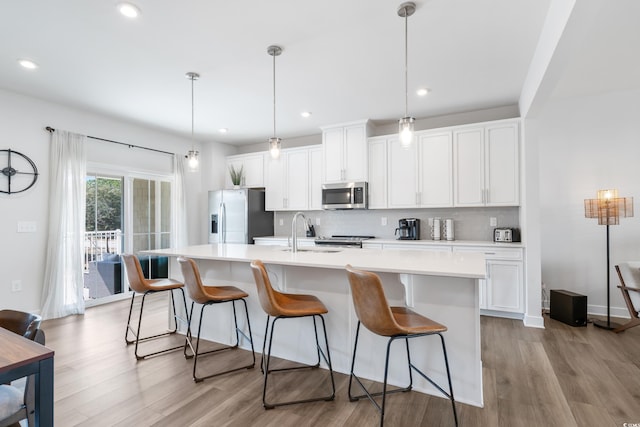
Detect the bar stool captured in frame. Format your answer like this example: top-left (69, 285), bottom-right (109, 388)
top-left (249, 260), bottom-right (335, 409)
top-left (177, 257), bottom-right (255, 382)
top-left (345, 265), bottom-right (458, 427)
top-left (122, 254), bottom-right (188, 360)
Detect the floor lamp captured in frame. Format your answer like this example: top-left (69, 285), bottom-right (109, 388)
top-left (584, 189), bottom-right (634, 330)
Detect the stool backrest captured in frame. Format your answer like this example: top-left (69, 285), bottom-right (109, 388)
top-left (0, 310), bottom-right (41, 340)
top-left (122, 254), bottom-right (151, 293)
top-left (250, 260), bottom-right (283, 317)
top-left (345, 265), bottom-right (402, 336)
top-left (177, 257), bottom-right (209, 304)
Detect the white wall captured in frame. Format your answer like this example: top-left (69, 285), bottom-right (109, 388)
top-left (0, 88), bottom-right (232, 313)
top-left (537, 89), bottom-right (640, 317)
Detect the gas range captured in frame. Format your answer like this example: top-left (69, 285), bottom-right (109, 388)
top-left (314, 235), bottom-right (375, 248)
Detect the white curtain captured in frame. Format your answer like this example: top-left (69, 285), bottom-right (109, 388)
top-left (174, 155), bottom-right (188, 247)
top-left (41, 130), bottom-right (87, 320)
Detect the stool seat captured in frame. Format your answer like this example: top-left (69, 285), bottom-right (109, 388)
top-left (268, 292), bottom-right (328, 317)
top-left (388, 307), bottom-right (447, 336)
top-left (145, 278), bottom-right (184, 292)
top-left (199, 285), bottom-right (249, 303)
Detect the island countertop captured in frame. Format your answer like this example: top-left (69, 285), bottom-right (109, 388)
top-left (143, 243), bottom-right (487, 279)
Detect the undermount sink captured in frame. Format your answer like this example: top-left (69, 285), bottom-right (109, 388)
top-left (280, 248), bottom-right (342, 254)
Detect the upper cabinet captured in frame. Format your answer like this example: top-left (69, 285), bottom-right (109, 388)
top-left (265, 145), bottom-right (322, 211)
top-left (225, 153), bottom-right (265, 188)
top-left (322, 120), bottom-right (370, 183)
top-left (453, 120), bottom-right (519, 207)
top-left (387, 130), bottom-right (453, 209)
top-left (367, 136), bottom-right (388, 209)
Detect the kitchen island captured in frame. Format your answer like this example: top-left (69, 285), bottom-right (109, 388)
top-left (143, 243), bottom-right (486, 407)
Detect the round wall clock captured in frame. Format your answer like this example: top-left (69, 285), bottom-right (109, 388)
top-left (0, 149), bottom-right (39, 194)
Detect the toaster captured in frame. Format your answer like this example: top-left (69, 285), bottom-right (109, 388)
top-left (494, 228), bottom-right (520, 242)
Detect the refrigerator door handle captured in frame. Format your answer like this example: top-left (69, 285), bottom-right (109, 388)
top-left (220, 202), bottom-right (226, 243)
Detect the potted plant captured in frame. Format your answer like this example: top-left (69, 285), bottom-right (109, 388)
top-left (228, 164), bottom-right (244, 188)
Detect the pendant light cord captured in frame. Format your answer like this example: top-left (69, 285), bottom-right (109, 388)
top-left (191, 75), bottom-right (195, 146)
top-left (404, 8), bottom-right (409, 118)
top-left (272, 51), bottom-right (277, 138)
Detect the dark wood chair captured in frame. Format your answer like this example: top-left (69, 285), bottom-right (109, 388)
top-left (249, 260), bottom-right (335, 409)
top-left (122, 254), bottom-right (188, 359)
top-left (345, 265), bottom-right (458, 427)
top-left (177, 257), bottom-right (255, 382)
top-left (614, 263), bottom-right (640, 333)
top-left (0, 310), bottom-right (45, 427)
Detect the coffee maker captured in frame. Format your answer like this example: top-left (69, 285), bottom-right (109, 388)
top-left (395, 218), bottom-right (420, 240)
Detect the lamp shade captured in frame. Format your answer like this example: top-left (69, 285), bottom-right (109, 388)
top-left (584, 189), bottom-right (633, 225)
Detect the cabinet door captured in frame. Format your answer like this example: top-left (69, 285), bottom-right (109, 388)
top-left (418, 131), bottom-right (453, 207)
top-left (285, 149), bottom-right (309, 211)
top-left (486, 260), bottom-right (523, 313)
top-left (242, 153), bottom-right (265, 188)
top-left (387, 138), bottom-right (418, 208)
top-left (309, 147), bottom-right (323, 210)
top-left (485, 123), bottom-right (519, 206)
top-left (453, 128), bottom-right (484, 206)
top-left (265, 157), bottom-right (285, 211)
top-left (344, 124), bottom-right (367, 181)
top-left (323, 128), bottom-right (344, 183)
top-left (367, 137), bottom-right (387, 209)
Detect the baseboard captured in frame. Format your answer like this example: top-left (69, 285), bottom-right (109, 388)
top-left (523, 313), bottom-right (545, 329)
top-left (587, 304), bottom-right (630, 319)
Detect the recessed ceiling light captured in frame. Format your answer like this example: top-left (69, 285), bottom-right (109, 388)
top-left (219, 128), bottom-right (229, 134)
top-left (18, 59), bottom-right (38, 70)
top-left (118, 2), bottom-right (141, 18)
top-left (301, 111), bottom-right (312, 118)
top-left (417, 88), bottom-right (430, 96)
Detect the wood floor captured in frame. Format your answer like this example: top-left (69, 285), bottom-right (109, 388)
top-left (41, 294), bottom-right (640, 426)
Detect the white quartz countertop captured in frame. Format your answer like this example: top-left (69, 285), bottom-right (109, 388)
top-left (143, 243), bottom-right (486, 279)
top-left (254, 236), bottom-right (524, 248)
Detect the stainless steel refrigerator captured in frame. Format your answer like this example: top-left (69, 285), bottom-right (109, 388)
top-left (208, 189), bottom-right (274, 244)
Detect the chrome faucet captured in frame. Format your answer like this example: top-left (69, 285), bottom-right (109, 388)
top-left (291, 212), bottom-right (307, 253)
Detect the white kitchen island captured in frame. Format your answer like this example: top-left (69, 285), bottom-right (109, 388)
top-left (143, 243), bottom-right (486, 407)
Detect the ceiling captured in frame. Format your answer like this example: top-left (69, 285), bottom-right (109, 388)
top-left (0, 0), bottom-right (552, 145)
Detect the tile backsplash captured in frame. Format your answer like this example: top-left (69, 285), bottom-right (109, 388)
top-left (273, 207), bottom-right (520, 242)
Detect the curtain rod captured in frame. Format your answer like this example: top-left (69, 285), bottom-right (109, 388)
top-left (45, 126), bottom-right (175, 157)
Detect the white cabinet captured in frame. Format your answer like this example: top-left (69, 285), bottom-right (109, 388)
top-left (322, 120), bottom-right (369, 183)
top-left (453, 246), bottom-right (524, 316)
top-left (453, 120), bottom-right (519, 206)
top-left (265, 146), bottom-right (322, 211)
top-left (225, 153), bottom-right (265, 188)
top-left (387, 130), bottom-right (453, 208)
top-left (367, 137), bottom-right (388, 209)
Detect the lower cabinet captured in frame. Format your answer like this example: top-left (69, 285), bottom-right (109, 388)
top-left (453, 246), bottom-right (524, 317)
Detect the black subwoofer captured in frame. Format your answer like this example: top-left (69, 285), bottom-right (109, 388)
top-left (550, 289), bottom-right (587, 327)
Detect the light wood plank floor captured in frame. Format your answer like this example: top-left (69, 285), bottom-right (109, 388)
top-left (41, 295), bottom-right (640, 426)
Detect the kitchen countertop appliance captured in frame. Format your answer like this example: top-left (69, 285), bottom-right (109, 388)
top-left (314, 235), bottom-right (374, 248)
top-left (208, 188), bottom-right (274, 244)
top-left (395, 218), bottom-right (420, 240)
top-left (493, 227), bottom-right (520, 243)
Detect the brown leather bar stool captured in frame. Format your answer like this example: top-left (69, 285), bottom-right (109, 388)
top-left (178, 257), bottom-right (255, 382)
top-left (250, 260), bottom-right (335, 409)
top-left (345, 265), bottom-right (458, 427)
top-left (122, 254), bottom-right (189, 360)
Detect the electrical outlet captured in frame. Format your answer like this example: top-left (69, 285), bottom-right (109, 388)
top-left (315, 217), bottom-right (321, 226)
top-left (489, 217), bottom-right (497, 227)
top-left (381, 217), bottom-right (387, 226)
top-left (17, 221), bottom-right (37, 233)
top-left (11, 280), bottom-right (22, 292)
top-left (279, 219), bottom-right (284, 226)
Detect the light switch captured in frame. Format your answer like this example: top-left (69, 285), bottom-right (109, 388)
top-left (489, 217), bottom-right (497, 227)
top-left (17, 221), bottom-right (37, 233)
top-left (381, 217), bottom-right (387, 226)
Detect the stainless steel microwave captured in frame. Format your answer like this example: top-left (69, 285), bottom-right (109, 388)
top-left (321, 182), bottom-right (368, 210)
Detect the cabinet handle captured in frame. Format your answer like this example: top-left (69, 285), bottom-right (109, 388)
top-left (484, 252), bottom-right (496, 255)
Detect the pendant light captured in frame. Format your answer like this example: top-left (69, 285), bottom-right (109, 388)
top-left (398, 2), bottom-right (416, 149)
top-left (185, 72), bottom-right (200, 171)
top-left (267, 45), bottom-right (283, 159)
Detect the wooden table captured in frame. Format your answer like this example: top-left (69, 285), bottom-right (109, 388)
top-left (0, 327), bottom-right (54, 427)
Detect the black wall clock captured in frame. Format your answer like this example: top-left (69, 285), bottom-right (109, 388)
top-left (0, 149), bottom-right (39, 194)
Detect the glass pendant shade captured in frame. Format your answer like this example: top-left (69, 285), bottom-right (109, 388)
top-left (269, 137), bottom-right (281, 159)
top-left (399, 116), bottom-right (415, 148)
top-left (187, 149), bottom-right (199, 171)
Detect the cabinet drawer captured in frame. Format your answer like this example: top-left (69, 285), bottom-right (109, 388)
top-left (453, 246), bottom-right (522, 260)
top-left (383, 243), bottom-right (452, 252)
